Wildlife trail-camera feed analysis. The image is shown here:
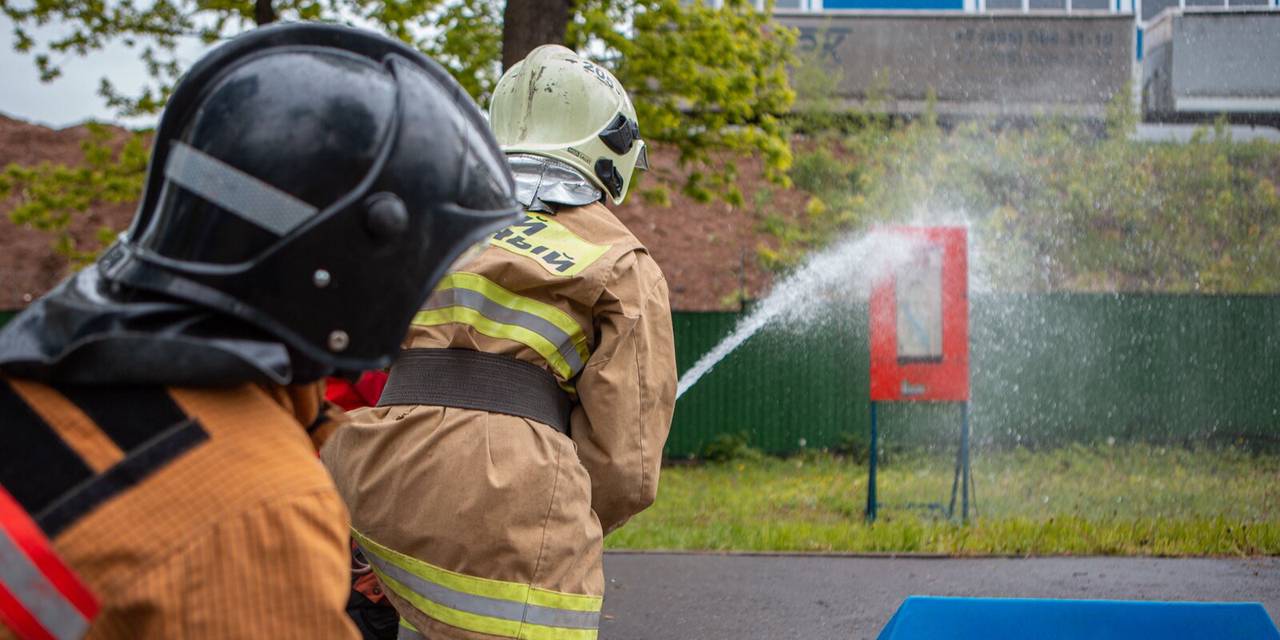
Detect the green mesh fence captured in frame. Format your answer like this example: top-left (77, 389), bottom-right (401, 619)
top-left (669, 294), bottom-right (1280, 458)
top-left (4, 294), bottom-right (1277, 457)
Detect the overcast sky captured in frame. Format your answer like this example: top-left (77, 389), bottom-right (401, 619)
top-left (0, 16), bottom-right (212, 129)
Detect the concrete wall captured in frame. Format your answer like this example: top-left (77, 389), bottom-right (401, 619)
top-left (1142, 10), bottom-right (1280, 121)
top-left (778, 13), bottom-right (1134, 119)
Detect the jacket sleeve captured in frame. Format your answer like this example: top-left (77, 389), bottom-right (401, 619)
top-left (571, 250), bottom-right (677, 534)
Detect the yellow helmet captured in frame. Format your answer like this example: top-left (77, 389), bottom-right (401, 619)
top-left (489, 45), bottom-right (648, 205)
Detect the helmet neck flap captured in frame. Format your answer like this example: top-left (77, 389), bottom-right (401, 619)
top-left (508, 154), bottom-right (603, 214)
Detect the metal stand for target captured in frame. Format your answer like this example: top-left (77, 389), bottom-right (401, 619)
top-left (865, 401), bottom-right (972, 523)
top-left (945, 402), bottom-right (973, 521)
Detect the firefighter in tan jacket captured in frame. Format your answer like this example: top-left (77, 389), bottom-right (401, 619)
top-left (322, 45), bottom-right (677, 640)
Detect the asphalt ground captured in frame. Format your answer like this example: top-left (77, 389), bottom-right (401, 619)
top-left (599, 552), bottom-right (1280, 639)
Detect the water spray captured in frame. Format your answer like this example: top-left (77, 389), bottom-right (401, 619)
top-left (675, 229), bottom-right (924, 400)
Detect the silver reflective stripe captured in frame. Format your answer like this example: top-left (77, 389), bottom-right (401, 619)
top-left (363, 547), bottom-right (600, 631)
top-left (425, 288), bottom-right (586, 376)
top-left (165, 142), bottom-right (318, 236)
top-left (397, 620), bottom-right (425, 640)
top-left (522, 597), bottom-right (603, 630)
top-left (0, 527), bottom-right (91, 640)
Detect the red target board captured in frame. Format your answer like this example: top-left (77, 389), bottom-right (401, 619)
top-left (869, 227), bottom-right (969, 402)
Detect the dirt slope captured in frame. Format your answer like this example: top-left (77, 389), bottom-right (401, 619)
top-left (0, 114), bottom-right (793, 310)
top-left (0, 115), bottom-right (137, 308)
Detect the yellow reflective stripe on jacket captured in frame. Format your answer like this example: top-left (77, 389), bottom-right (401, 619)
top-left (353, 529), bottom-right (601, 640)
top-left (440, 273), bottom-right (587, 360)
top-left (490, 213), bottom-right (611, 277)
top-left (413, 307), bottom-right (576, 381)
top-left (415, 272), bottom-right (590, 380)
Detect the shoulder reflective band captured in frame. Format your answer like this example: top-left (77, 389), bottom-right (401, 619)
top-left (353, 529), bottom-right (600, 640)
top-left (0, 486), bottom-right (98, 640)
top-left (415, 272), bottom-right (590, 381)
top-left (165, 141), bottom-right (318, 237)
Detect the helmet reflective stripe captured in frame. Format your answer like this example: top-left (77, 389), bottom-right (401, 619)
top-left (490, 45), bottom-right (646, 205)
top-left (165, 142), bottom-right (317, 237)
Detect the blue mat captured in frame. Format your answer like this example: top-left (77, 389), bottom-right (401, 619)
top-left (878, 596), bottom-right (1280, 639)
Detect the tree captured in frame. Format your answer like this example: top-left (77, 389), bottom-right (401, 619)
top-left (502, 0), bottom-right (570, 69)
top-left (573, 0), bottom-right (795, 204)
top-left (2, 0), bottom-right (795, 261)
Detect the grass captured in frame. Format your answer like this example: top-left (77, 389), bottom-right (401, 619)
top-left (604, 444), bottom-right (1280, 556)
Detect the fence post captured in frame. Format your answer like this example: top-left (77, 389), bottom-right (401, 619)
top-left (866, 401), bottom-right (878, 522)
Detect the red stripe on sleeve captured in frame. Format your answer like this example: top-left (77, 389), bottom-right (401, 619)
top-left (0, 487), bottom-right (99, 619)
top-left (0, 581), bottom-right (56, 640)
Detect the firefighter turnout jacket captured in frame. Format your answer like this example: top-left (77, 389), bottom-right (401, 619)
top-left (0, 379), bottom-right (358, 639)
top-left (321, 201), bottom-right (677, 640)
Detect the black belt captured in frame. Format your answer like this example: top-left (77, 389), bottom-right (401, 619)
top-left (378, 349), bottom-right (572, 435)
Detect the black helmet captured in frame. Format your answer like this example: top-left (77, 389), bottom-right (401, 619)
top-left (98, 22), bottom-right (520, 372)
